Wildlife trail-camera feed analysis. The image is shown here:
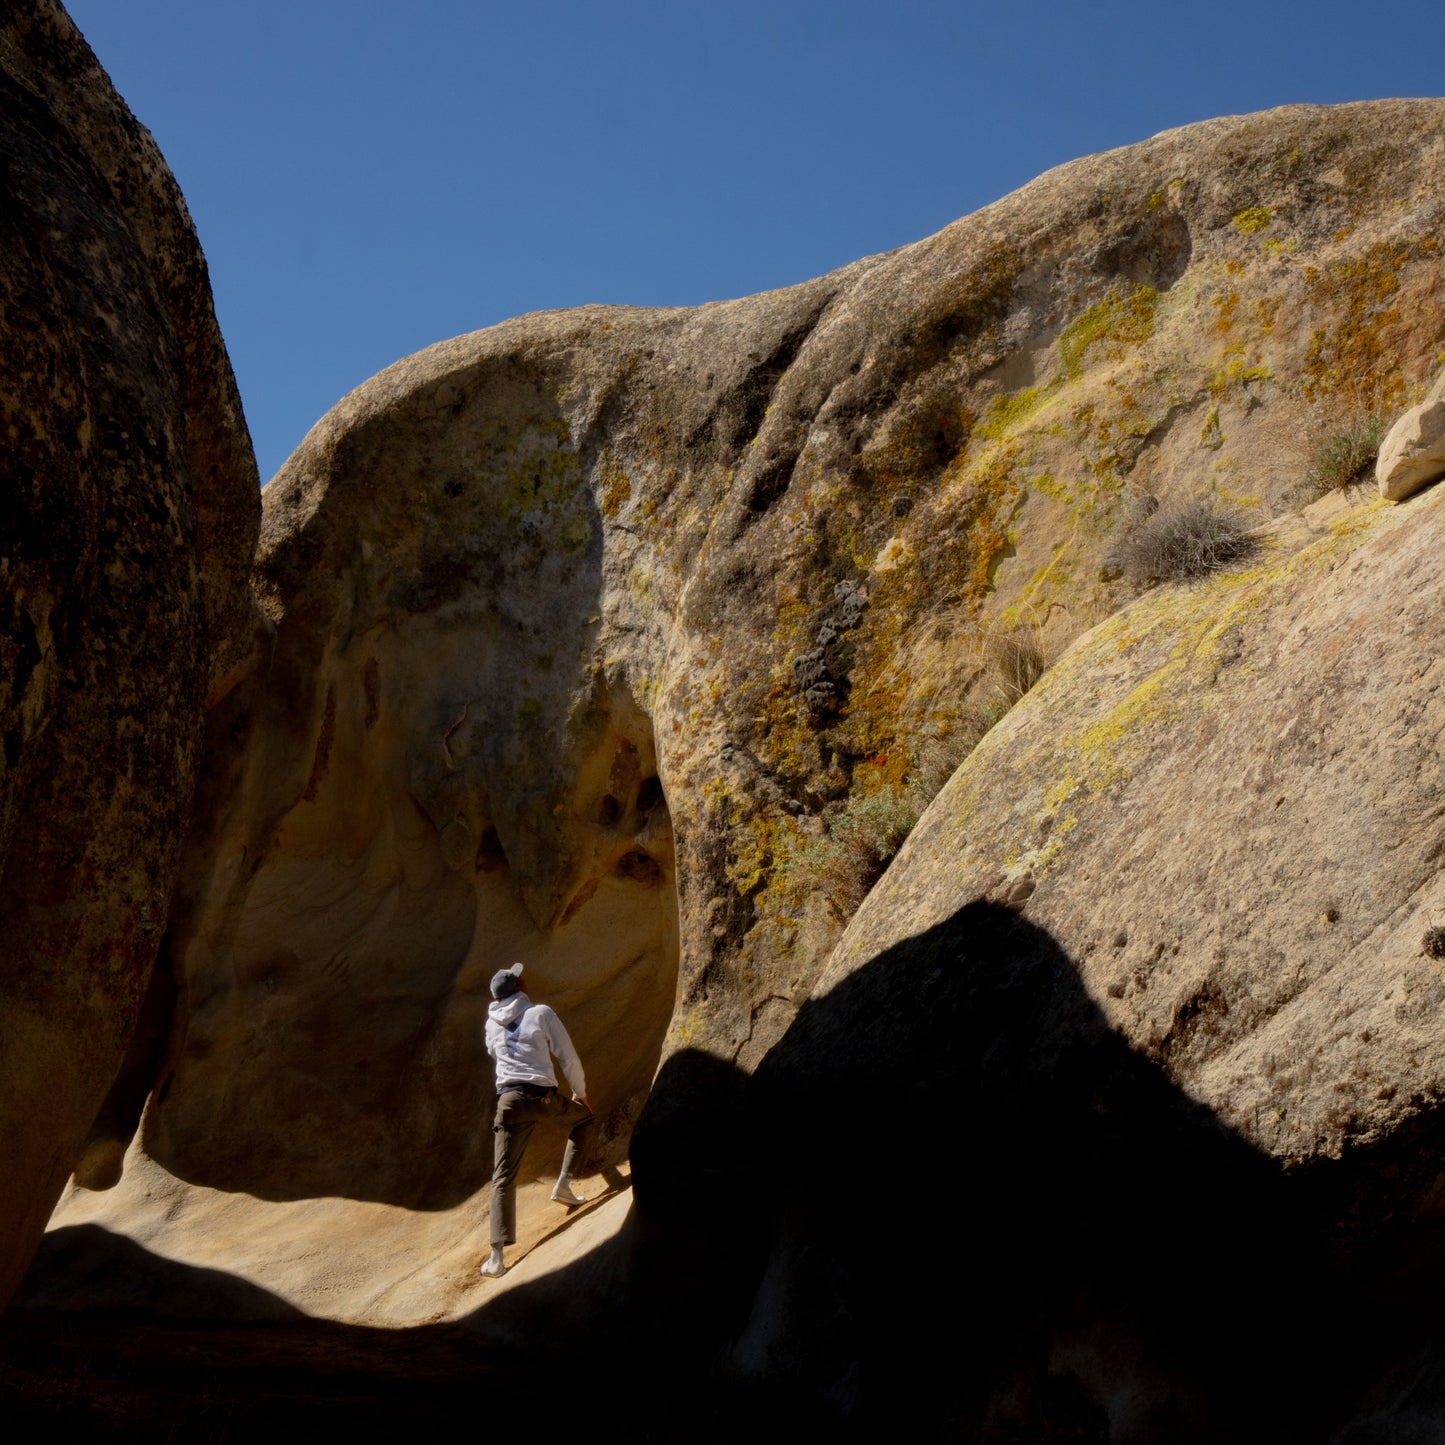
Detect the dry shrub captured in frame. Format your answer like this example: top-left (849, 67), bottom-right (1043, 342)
top-left (1107, 495), bottom-right (1257, 587)
top-left (786, 786), bottom-right (928, 920)
top-left (1306, 415), bottom-right (1386, 496)
top-left (910, 732), bottom-right (976, 802)
top-left (984, 628), bottom-right (1047, 705)
top-left (886, 613), bottom-right (1060, 746)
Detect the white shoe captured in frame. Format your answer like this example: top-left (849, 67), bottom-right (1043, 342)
top-left (479, 1249), bottom-right (507, 1278)
top-left (550, 1178), bottom-right (586, 1207)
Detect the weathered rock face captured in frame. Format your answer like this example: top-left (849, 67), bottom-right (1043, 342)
top-left (718, 483), bottom-right (1445, 1433)
top-left (31, 99), bottom-right (1445, 1369)
top-left (0, 1), bottom-right (260, 1306)
top-left (844, 488), bottom-right (1445, 1170)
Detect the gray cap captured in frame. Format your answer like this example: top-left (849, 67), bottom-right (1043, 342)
top-left (490, 961), bottom-right (524, 999)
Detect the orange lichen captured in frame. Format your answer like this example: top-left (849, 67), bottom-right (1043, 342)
top-left (599, 454), bottom-right (632, 517)
top-left (1213, 291), bottom-right (1241, 334)
top-left (1301, 242), bottom-right (1415, 414)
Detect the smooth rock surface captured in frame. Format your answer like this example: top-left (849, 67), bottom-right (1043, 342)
top-left (1378, 368), bottom-right (1445, 500)
top-left (0, 0), bottom-right (259, 1306)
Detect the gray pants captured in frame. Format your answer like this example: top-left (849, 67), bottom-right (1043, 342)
top-left (490, 1084), bottom-right (595, 1246)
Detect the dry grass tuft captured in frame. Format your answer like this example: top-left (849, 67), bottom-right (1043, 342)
top-left (1305, 415), bottom-right (1386, 496)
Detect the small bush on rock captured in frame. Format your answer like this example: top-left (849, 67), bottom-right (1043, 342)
top-left (1107, 495), bottom-right (1257, 587)
top-left (785, 627), bottom-right (1056, 921)
top-left (787, 787), bottom-right (925, 919)
top-left (1306, 415), bottom-right (1386, 496)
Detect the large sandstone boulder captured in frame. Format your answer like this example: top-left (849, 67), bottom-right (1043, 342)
top-left (21, 100), bottom-right (1445, 1415)
top-left (0, 1), bottom-right (260, 1306)
top-left (1378, 367), bottom-right (1445, 500)
top-left (714, 481), bottom-right (1445, 1434)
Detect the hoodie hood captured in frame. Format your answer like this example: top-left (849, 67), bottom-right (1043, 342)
top-left (489, 993), bottom-right (531, 1028)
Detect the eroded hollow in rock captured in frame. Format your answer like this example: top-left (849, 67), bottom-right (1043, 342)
top-left (73, 633), bottom-right (681, 1218)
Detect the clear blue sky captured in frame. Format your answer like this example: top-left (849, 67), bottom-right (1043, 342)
top-left (64, 0), bottom-right (1445, 483)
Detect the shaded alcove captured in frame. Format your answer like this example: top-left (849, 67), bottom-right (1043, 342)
top-left (59, 364), bottom-right (687, 1217)
top-left (74, 682), bottom-right (684, 1212)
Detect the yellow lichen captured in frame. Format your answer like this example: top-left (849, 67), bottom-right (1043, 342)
top-left (1232, 206), bottom-right (1272, 234)
top-left (671, 1003), bottom-right (709, 1050)
top-left (1058, 284), bottom-right (1160, 380)
top-left (946, 497), bottom-right (1403, 880)
top-left (727, 815), bottom-right (782, 895)
top-left (1207, 346), bottom-right (1273, 400)
top-left (974, 386), bottom-right (1050, 441)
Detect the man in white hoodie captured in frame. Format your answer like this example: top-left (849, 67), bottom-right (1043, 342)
top-left (480, 962), bottom-right (594, 1279)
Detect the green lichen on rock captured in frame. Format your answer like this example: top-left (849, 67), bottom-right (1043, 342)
top-left (1058, 284), bottom-right (1160, 380)
top-left (485, 416), bottom-right (588, 528)
top-left (929, 494), bottom-right (1399, 890)
top-left (1207, 347), bottom-right (1273, 400)
top-left (975, 386), bottom-right (1051, 441)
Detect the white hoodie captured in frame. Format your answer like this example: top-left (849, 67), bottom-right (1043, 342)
top-left (485, 992), bottom-right (587, 1098)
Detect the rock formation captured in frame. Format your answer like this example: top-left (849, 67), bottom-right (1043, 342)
top-left (723, 481), bottom-right (1445, 1433)
top-left (1378, 367), bottom-right (1445, 499)
top-left (0, 1), bottom-right (260, 1306)
top-left (12, 84), bottom-right (1445, 1440)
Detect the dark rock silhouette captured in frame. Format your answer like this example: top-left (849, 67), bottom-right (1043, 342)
top-left (0, 0), bottom-right (260, 1306)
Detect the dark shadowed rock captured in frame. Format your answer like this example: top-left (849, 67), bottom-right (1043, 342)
top-left (0, 0), bottom-right (259, 1306)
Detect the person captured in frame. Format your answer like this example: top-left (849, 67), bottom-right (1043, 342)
top-left (480, 962), bottom-right (594, 1279)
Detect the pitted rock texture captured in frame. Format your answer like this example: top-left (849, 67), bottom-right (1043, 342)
top-left (0, 0), bottom-right (260, 1307)
top-left (39, 99), bottom-right (1445, 1333)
